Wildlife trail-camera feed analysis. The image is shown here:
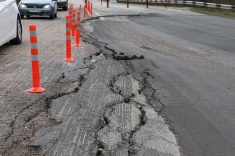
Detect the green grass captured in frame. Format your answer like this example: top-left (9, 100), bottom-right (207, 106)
top-left (166, 6), bottom-right (235, 18)
top-left (117, 1), bottom-right (235, 18)
top-left (189, 7), bottom-right (235, 18)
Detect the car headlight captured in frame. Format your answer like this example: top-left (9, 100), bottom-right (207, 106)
top-left (43, 5), bottom-right (51, 9)
top-left (20, 4), bottom-right (27, 8)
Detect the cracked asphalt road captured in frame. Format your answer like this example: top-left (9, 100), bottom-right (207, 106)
top-left (1, 0), bottom-right (235, 156)
top-left (90, 2), bottom-right (235, 156)
top-left (0, 0), bottom-right (180, 155)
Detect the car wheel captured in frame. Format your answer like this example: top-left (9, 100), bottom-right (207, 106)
top-left (21, 15), bottom-right (24, 19)
top-left (10, 16), bottom-right (22, 45)
top-left (55, 12), bottom-right (57, 18)
top-left (50, 13), bottom-right (55, 19)
top-left (26, 15), bottom-right (30, 18)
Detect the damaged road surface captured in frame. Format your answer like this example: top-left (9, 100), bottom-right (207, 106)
top-left (31, 55), bottom-right (180, 155)
top-left (1, 0), bottom-right (235, 156)
top-left (89, 3), bottom-right (235, 156)
top-left (0, 0), bottom-right (180, 155)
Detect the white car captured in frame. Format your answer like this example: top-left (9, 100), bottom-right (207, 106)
top-left (0, 0), bottom-right (22, 46)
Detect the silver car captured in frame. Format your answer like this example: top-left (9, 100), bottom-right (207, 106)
top-left (19, 0), bottom-right (58, 19)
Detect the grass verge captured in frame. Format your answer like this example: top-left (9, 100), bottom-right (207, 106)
top-left (189, 7), bottom-right (235, 18)
top-left (117, 1), bottom-right (235, 18)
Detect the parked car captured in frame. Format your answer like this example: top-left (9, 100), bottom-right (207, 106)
top-left (0, 0), bottom-right (22, 46)
top-left (57, 0), bottom-right (68, 11)
top-left (18, 0), bottom-right (58, 19)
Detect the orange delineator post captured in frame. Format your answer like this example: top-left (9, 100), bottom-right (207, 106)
top-left (68, 5), bottom-right (73, 11)
top-left (87, 0), bottom-right (89, 12)
top-left (68, 5), bottom-right (73, 17)
top-left (88, 1), bottom-right (91, 14)
top-left (69, 6), bottom-right (73, 37)
top-left (71, 9), bottom-right (76, 38)
top-left (84, 4), bottom-right (87, 20)
top-left (64, 15), bottom-right (75, 62)
top-left (28, 24), bottom-right (45, 93)
top-left (87, 0), bottom-right (89, 10)
top-left (74, 11), bottom-right (81, 47)
top-left (91, 2), bottom-right (93, 16)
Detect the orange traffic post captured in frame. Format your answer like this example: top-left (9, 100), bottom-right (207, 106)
top-left (68, 5), bottom-right (73, 16)
top-left (28, 24), bottom-right (45, 93)
top-left (69, 6), bottom-right (73, 36)
top-left (89, 1), bottom-right (91, 15)
top-left (87, 0), bottom-right (89, 12)
top-left (84, 4), bottom-right (87, 20)
top-left (87, 0), bottom-right (89, 10)
top-left (89, 2), bottom-right (91, 16)
top-left (91, 2), bottom-right (93, 16)
top-left (74, 11), bottom-right (81, 47)
top-left (71, 9), bottom-right (76, 38)
top-left (64, 15), bottom-right (75, 62)
top-left (68, 5), bottom-right (73, 11)
top-left (87, 0), bottom-right (89, 14)
top-left (69, 5), bottom-right (73, 16)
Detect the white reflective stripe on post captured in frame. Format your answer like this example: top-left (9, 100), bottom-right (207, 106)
top-left (31, 55), bottom-right (38, 61)
top-left (73, 12), bottom-right (76, 25)
top-left (66, 36), bottom-right (70, 40)
top-left (72, 11), bottom-right (75, 21)
top-left (66, 28), bottom-right (70, 31)
top-left (30, 43), bottom-right (38, 49)
top-left (76, 19), bottom-right (80, 30)
top-left (70, 13), bottom-right (73, 23)
top-left (76, 27), bottom-right (80, 31)
top-left (30, 30), bottom-right (37, 37)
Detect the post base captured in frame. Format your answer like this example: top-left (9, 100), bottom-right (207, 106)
top-left (63, 58), bottom-right (75, 62)
top-left (27, 87), bottom-right (45, 93)
top-left (74, 44), bottom-right (82, 47)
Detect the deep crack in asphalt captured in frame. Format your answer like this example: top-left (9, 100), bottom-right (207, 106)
top-left (80, 17), bottom-right (169, 155)
top-left (2, 13), bottom-right (178, 156)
